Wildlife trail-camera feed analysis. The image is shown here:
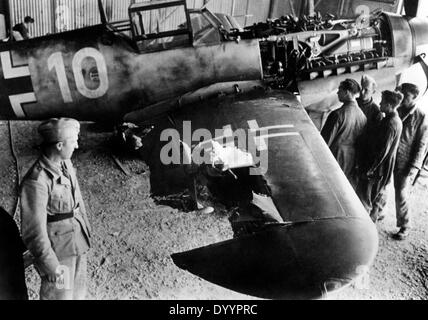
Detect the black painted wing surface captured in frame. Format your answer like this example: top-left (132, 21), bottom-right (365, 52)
top-left (165, 89), bottom-right (378, 299)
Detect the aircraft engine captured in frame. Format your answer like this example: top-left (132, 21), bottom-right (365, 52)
top-left (233, 11), bottom-right (428, 92)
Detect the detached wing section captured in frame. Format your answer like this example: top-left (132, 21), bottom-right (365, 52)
top-left (165, 88), bottom-right (378, 299)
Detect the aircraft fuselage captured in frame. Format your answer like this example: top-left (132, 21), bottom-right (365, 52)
top-left (0, 26), bottom-right (262, 121)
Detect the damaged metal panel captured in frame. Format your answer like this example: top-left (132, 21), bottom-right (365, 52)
top-left (162, 89), bottom-right (377, 299)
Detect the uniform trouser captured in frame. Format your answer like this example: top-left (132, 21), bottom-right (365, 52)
top-left (40, 253), bottom-right (87, 300)
top-left (357, 176), bottom-right (388, 221)
top-left (393, 171), bottom-right (411, 229)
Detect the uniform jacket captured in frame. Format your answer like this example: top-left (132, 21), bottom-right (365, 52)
top-left (20, 155), bottom-right (91, 276)
top-left (366, 111), bottom-right (403, 187)
top-left (396, 104), bottom-right (428, 173)
top-left (321, 100), bottom-right (367, 181)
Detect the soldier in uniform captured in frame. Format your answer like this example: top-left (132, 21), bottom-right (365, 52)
top-left (20, 118), bottom-right (91, 299)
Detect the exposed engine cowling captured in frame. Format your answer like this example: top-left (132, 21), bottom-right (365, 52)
top-left (229, 10), bottom-right (428, 91)
top-left (240, 11), bottom-right (389, 89)
top-left (221, 9), bottom-right (428, 130)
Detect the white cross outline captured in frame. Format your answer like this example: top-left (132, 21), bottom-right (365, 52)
top-left (194, 120), bottom-right (300, 152)
top-left (1, 51), bottom-right (37, 118)
top-left (194, 124), bottom-right (237, 150)
top-left (0, 51), bottom-right (30, 79)
top-left (221, 124), bottom-right (234, 148)
top-left (247, 120), bottom-right (299, 151)
top-left (9, 93), bottom-right (37, 119)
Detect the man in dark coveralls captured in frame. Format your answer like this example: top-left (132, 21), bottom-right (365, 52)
top-left (20, 118), bottom-right (91, 299)
top-left (321, 79), bottom-right (367, 187)
top-left (357, 90), bottom-right (403, 223)
top-left (357, 74), bottom-right (383, 126)
top-left (392, 83), bottom-right (428, 240)
top-left (356, 75), bottom-right (383, 188)
top-left (0, 206), bottom-right (28, 300)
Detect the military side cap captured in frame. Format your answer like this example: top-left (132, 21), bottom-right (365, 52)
top-left (38, 118), bottom-right (80, 143)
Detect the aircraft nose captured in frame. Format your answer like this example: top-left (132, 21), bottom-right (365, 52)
top-left (409, 17), bottom-right (428, 56)
top-left (172, 216), bottom-right (378, 299)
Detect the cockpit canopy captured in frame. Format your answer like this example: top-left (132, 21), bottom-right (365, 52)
top-left (126, 0), bottom-right (242, 52)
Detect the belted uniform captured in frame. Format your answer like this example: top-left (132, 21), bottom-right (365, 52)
top-left (20, 154), bottom-right (91, 299)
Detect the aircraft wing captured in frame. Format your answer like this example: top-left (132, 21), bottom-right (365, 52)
top-left (144, 87), bottom-right (378, 299)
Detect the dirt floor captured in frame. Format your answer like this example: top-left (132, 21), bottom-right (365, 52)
top-left (0, 120), bottom-right (427, 300)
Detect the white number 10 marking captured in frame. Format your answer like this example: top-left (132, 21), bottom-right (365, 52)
top-left (48, 52), bottom-right (72, 103)
top-left (48, 47), bottom-right (108, 103)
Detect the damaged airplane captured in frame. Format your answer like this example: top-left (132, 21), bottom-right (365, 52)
top-left (0, 0), bottom-right (427, 299)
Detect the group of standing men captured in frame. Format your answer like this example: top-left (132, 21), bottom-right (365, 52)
top-left (322, 76), bottom-right (428, 240)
